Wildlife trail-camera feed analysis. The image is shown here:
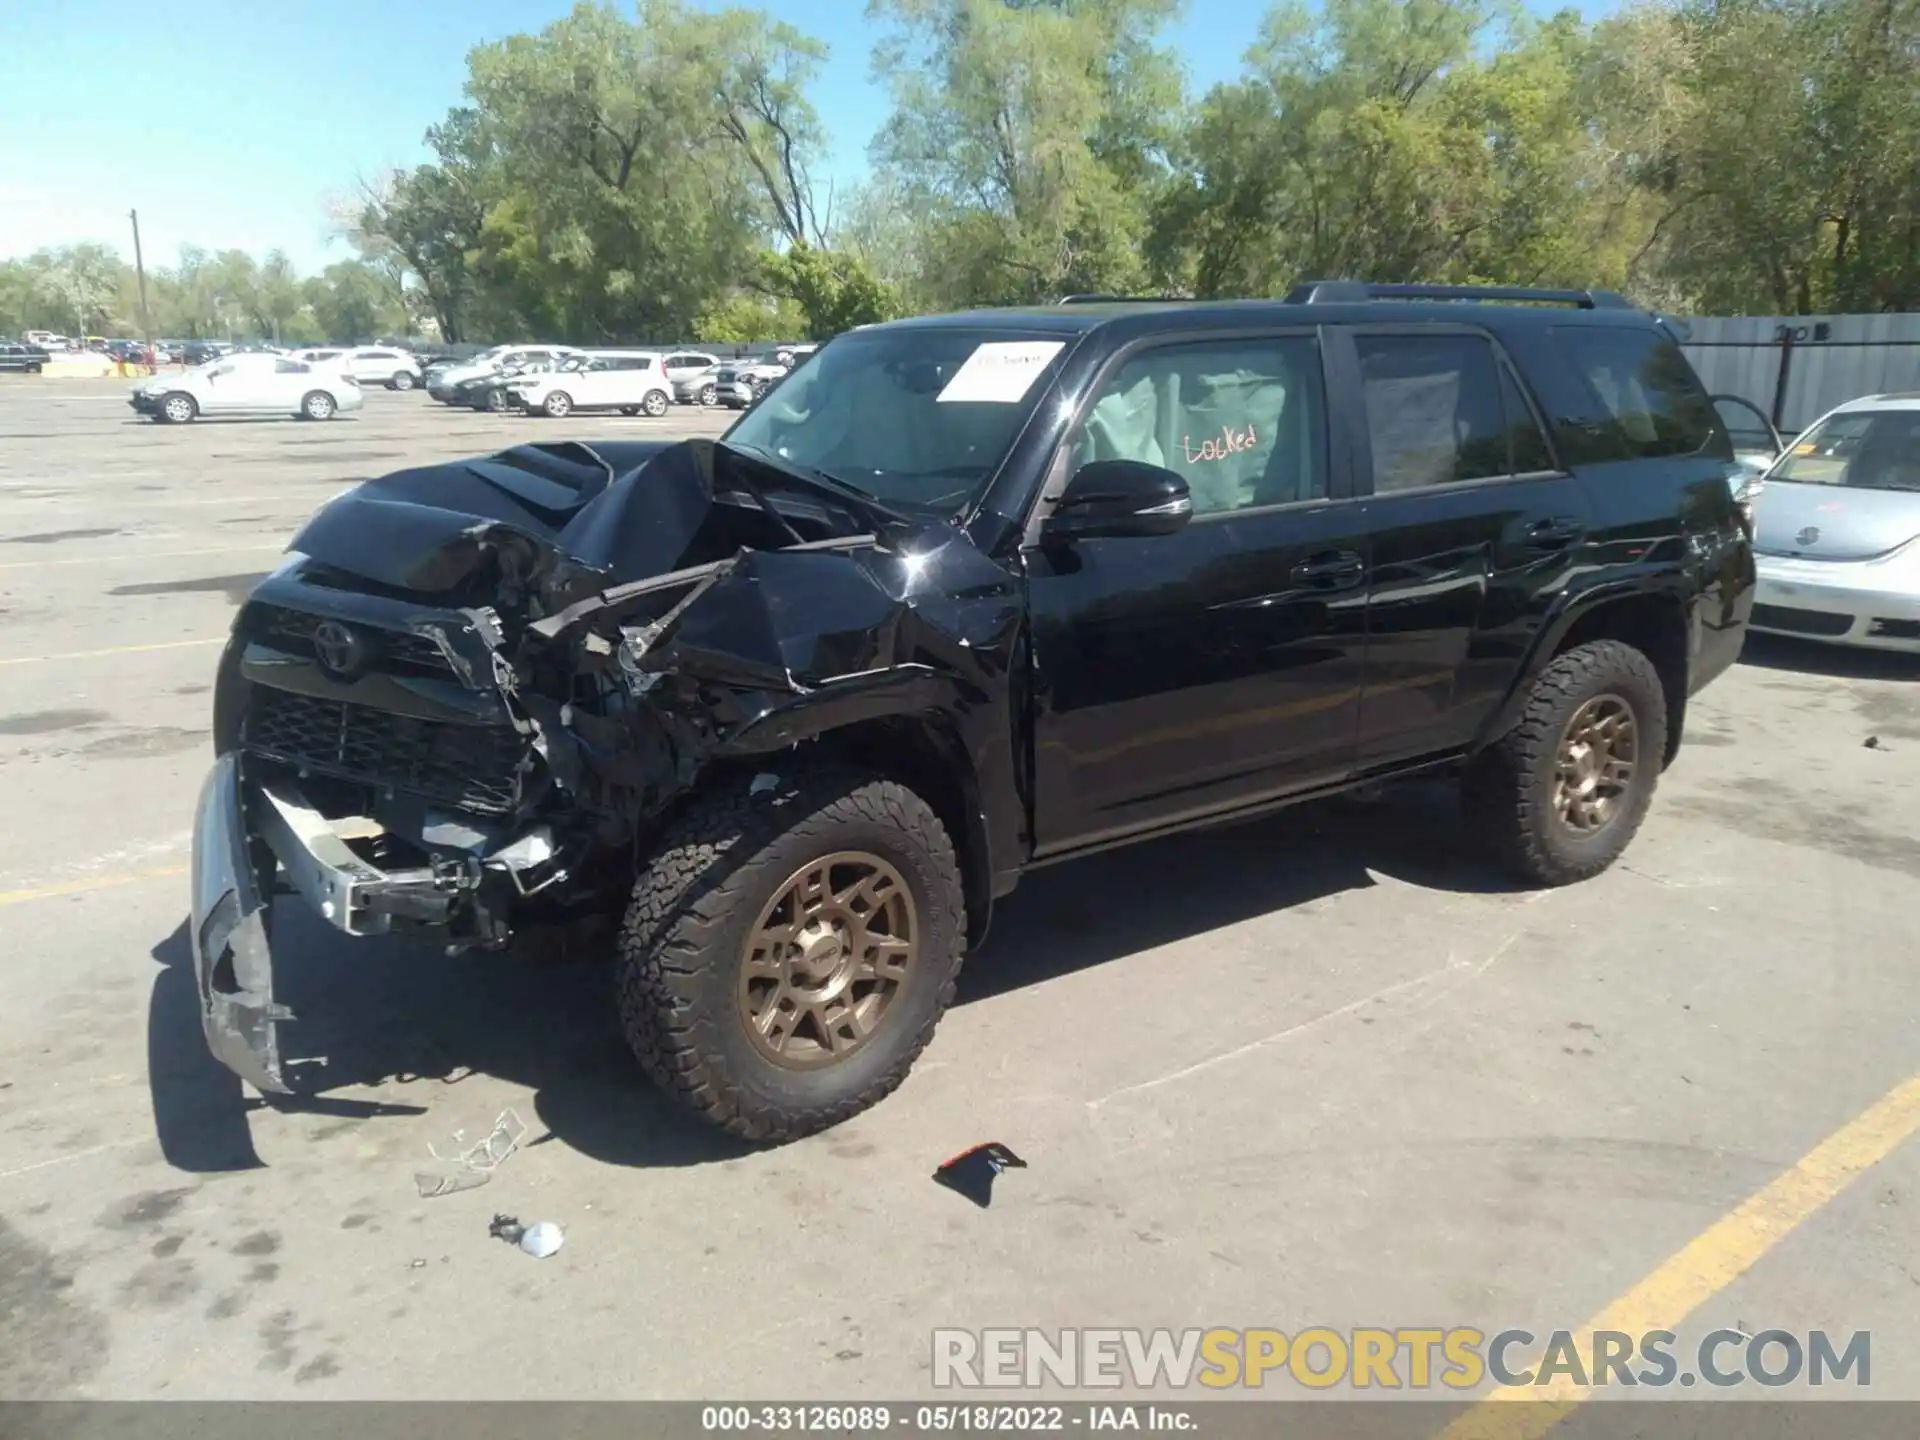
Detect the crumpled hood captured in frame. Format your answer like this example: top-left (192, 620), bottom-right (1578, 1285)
top-left (282, 438), bottom-right (939, 611)
top-left (285, 439), bottom-right (688, 597)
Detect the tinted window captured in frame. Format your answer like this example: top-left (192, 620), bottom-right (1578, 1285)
top-left (1554, 326), bottom-right (1722, 461)
top-left (1355, 334), bottom-right (1507, 492)
top-left (275, 360), bottom-right (311, 374)
top-left (1075, 336), bottom-right (1328, 514)
top-left (1500, 365), bottom-right (1556, 473)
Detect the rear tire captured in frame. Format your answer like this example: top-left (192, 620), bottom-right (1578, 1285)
top-left (617, 766), bottom-right (967, 1142)
top-left (642, 389), bottom-right (669, 417)
top-left (1462, 639), bottom-right (1667, 886)
top-left (300, 390), bottom-right (335, 421)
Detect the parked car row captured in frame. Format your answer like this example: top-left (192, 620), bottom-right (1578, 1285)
top-left (419, 342), bottom-right (821, 412)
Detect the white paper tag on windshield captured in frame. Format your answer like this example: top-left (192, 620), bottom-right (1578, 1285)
top-left (936, 341), bottom-right (1065, 404)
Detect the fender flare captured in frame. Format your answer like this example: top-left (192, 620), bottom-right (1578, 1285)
top-left (1471, 576), bottom-right (1693, 757)
top-left (714, 670), bottom-right (1002, 947)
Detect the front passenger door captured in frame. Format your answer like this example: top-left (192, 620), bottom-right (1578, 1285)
top-left (1025, 331), bottom-right (1371, 854)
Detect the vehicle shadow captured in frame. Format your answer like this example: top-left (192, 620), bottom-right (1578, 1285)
top-left (144, 779), bottom-right (1517, 1172)
top-left (1738, 631), bottom-right (1920, 682)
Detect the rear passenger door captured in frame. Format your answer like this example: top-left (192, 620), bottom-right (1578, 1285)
top-left (1026, 329), bottom-right (1372, 853)
top-left (1327, 325), bottom-right (1591, 766)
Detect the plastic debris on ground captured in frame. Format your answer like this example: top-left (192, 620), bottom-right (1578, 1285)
top-left (933, 1141), bottom-right (1027, 1209)
top-left (414, 1108), bottom-right (529, 1198)
top-left (489, 1213), bottom-right (565, 1258)
top-left (1865, 735), bottom-right (1885, 750)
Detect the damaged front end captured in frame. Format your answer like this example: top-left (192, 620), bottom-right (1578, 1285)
top-left (189, 438), bottom-right (1022, 1092)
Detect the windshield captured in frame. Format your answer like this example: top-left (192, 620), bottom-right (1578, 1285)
top-left (1771, 410), bottom-right (1920, 492)
top-left (721, 326), bottom-right (1072, 515)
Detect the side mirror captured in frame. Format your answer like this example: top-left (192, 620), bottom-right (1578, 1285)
top-left (1043, 459), bottom-right (1192, 541)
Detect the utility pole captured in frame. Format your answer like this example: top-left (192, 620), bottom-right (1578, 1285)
top-left (128, 209), bottom-right (154, 358)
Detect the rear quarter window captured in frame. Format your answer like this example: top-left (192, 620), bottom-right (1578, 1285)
top-left (1546, 325), bottom-right (1728, 464)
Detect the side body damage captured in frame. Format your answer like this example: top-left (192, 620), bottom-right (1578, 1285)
top-left (194, 439), bottom-right (1025, 1091)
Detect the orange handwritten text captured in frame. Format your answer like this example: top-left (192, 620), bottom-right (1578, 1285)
top-left (1182, 423), bottom-right (1258, 464)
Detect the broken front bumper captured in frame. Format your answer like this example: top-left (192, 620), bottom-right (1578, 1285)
top-left (191, 753), bottom-right (290, 1094)
top-left (189, 752), bottom-right (558, 1093)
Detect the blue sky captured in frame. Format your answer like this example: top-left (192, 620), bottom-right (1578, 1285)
top-left (0, 0), bottom-right (1610, 275)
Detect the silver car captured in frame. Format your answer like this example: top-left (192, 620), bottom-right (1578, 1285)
top-left (1748, 393), bottom-right (1920, 652)
top-left (662, 350), bottom-right (723, 405)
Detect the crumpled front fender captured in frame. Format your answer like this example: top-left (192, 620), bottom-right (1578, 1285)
top-left (189, 753), bottom-right (291, 1095)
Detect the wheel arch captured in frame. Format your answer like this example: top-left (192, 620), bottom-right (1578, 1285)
top-left (1477, 582), bottom-right (1693, 769)
top-left (702, 699), bottom-right (996, 952)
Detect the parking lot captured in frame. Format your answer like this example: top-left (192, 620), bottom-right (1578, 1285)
top-left (2, 376), bottom-right (1918, 1405)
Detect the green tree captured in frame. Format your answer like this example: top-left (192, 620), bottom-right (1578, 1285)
top-left (305, 260), bottom-right (407, 342)
top-left (697, 291), bottom-right (807, 343)
top-left (756, 242), bottom-right (899, 339)
top-left (35, 244), bottom-right (127, 336)
top-left (867, 0), bottom-right (1188, 308)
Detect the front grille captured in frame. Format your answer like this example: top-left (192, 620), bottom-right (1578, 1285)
top-left (246, 686), bottom-right (525, 814)
top-left (1869, 618), bottom-right (1920, 640)
top-left (245, 604), bottom-right (455, 677)
top-left (1751, 603), bottom-right (1853, 637)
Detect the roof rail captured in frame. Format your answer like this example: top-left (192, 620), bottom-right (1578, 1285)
top-left (1284, 281), bottom-right (1635, 310)
top-left (1055, 293), bottom-right (1188, 305)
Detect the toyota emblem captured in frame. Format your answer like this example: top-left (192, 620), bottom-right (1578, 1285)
top-left (1794, 525), bottom-right (1820, 546)
top-left (311, 620), bottom-right (368, 678)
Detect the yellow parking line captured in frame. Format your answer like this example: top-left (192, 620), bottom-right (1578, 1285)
top-left (0, 865), bottom-right (187, 908)
top-left (0, 637), bottom-right (226, 666)
top-left (1439, 1072), bottom-right (1920, 1439)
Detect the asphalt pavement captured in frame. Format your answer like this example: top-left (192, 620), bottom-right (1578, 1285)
top-left (1, 377), bottom-right (1917, 1408)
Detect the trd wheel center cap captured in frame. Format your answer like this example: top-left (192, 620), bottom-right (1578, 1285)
top-left (794, 919), bottom-right (848, 978)
top-left (1567, 743), bottom-right (1601, 794)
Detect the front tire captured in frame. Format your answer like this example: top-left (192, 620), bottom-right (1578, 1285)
top-left (390, 371), bottom-right (416, 391)
top-left (300, 390), bottom-right (336, 421)
top-left (542, 391), bottom-right (572, 418)
top-left (618, 766), bottom-right (967, 1142)
top-left (1462, 639), bottom-right (1668, 886)
top-left (158, 392), bottom-right (198, 424)
top-left (698, 383), bottom-right (717, 407)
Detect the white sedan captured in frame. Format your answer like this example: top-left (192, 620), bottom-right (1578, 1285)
top-left (508, 351), bottom-right (674, 418)
top-left (129, 353), bottom-right (364, 423)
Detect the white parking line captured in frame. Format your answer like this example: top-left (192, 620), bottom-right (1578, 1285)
top-left (0, 541), bottom-right (285, 571)
top-left (0, 636), bottom-right (226, 667)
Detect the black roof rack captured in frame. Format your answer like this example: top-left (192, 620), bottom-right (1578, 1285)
top-left (1284, 281), bottom-right (1635, 310)
top-left (1055, 293), bottom-right (1189, 305)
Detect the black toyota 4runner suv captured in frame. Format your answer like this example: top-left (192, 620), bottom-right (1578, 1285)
top-left (193, 282), bottom-right (1755, 1140)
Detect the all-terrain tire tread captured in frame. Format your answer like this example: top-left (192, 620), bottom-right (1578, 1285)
top-left (616, 766), bottom-right (966, 1142)
top-left (1463, 639), bottom-right (1667, 887)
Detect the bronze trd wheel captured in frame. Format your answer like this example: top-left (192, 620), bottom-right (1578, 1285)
top-left (1553, 694), bottom-right (1637, 834)
top-left (1462, 639), bottom-right (1667, 886)
top-left (617, 766), bottom-right (967, 1141)
top-left (738, 852), bottom-right (918, 1069)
